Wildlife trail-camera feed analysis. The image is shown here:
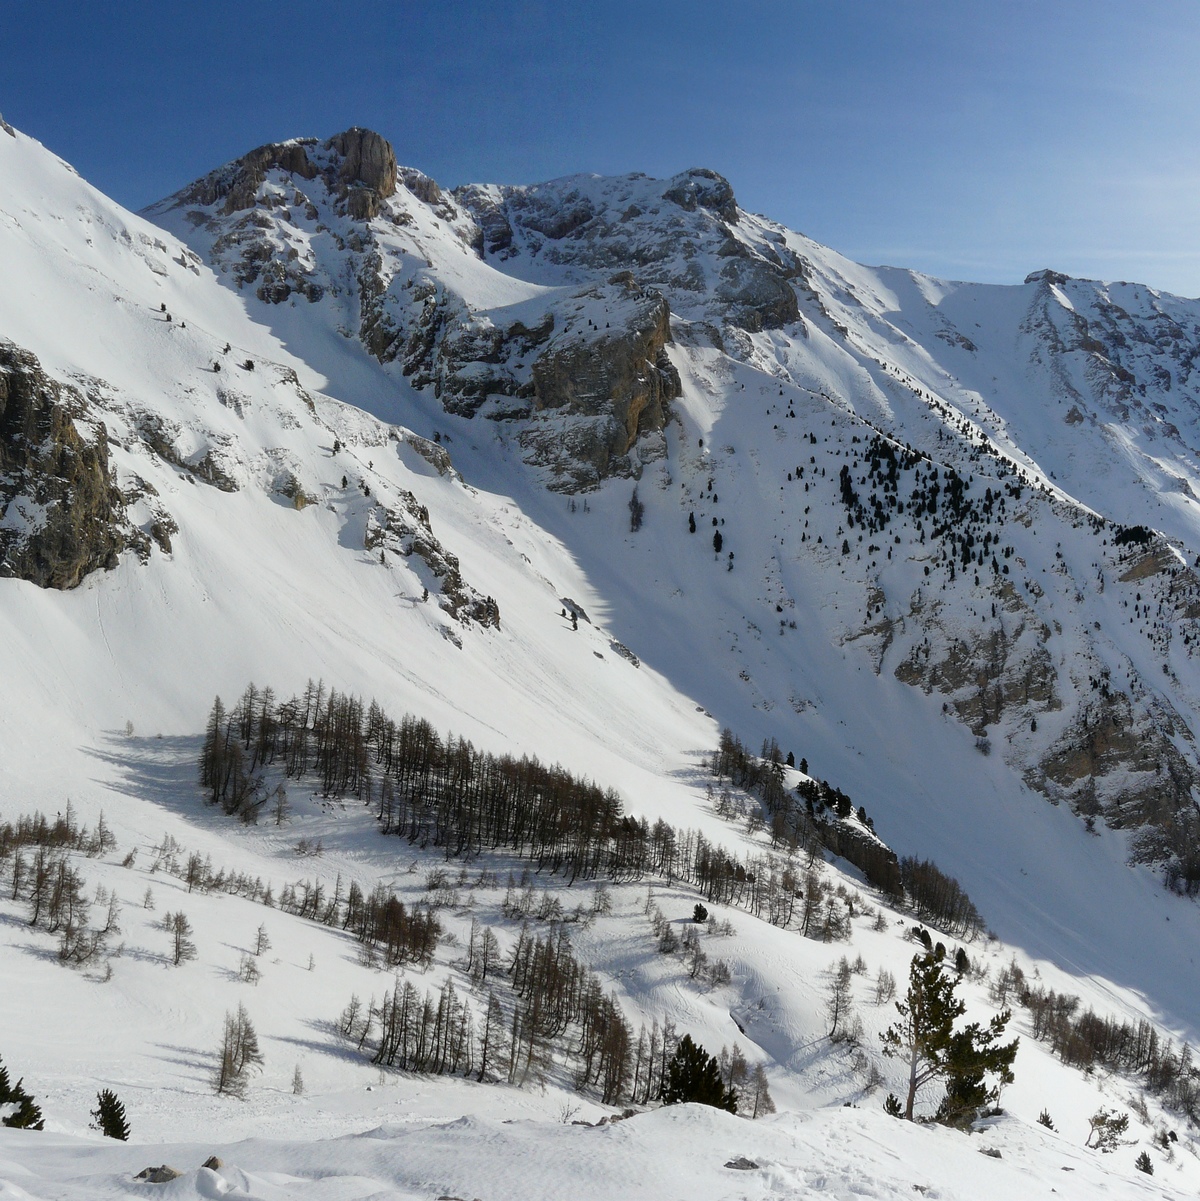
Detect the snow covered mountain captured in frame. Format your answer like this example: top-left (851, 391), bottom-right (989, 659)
top-left (6, 117), bottom-right (1200, 1197)
top-left (143, 126), bottom-right (1200, 889)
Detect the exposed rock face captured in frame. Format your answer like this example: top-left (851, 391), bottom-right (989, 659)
top-left (381, 273), bottom-right (682, 489)
top-left (1035, 688), bottom-right (1197, 828)
top-left (662, 168), bottom-right (739, 223)
top-left (399, 167), bottom-right (442, 206)
top-left (155, 142), bottom-right (809, 489)
top-left (326, 127), bottom-right (397, 199)
top-left (715, 256), bottom-right (800, 332)
top-left (169, 127), bottom-right (395, 220)
top-left (455, 184), bottom-right (515, 257)
top-left (0, 343), bottom-right (128, 588)
top-left (1019, 271), bottom-right (1200, 454)
top-left (893, 591), bottom-right (1061, 737)
top-left (884, 564), bottom-right (1200, 849)
top-left (402, 431), bottom-right (457, 478)
top-left (173, 138), bottom-right (320, 214)
top-left (132, 411), bottom-right (239, 492)
top-left (365, 491), bottom-right (500, 630)
top-left (825, 411), bottom-right (1200, 882)
top-left (522, 290), bottom-right (681, 489)
top-left (454, 167), bottom-right (803, 337)
top-left (868, 514), bottom-right (1200, 884)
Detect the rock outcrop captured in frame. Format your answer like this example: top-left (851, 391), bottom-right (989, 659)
top-left (1034, 688), bottom-right (1197, 829)
top-left (326, 127), bottom-right (397, 202)
top-left (662, 167), bottom-right (739, 223)
top-left (169, 127), bottom-right (396, 220)
top-left (521, 289), bottom-right (680, 489)
top-left (893, 591), bottom-right (1061, 736)
top-left (155, 141), bottom-right (809, 489)
top-left (173, 138), bottom-right (320, 214)
top-left (0, 344), bottom-right (128, 588)
top-left (365, 491), bottom-right (500, 630)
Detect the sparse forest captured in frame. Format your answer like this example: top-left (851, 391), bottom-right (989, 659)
top-left (197, 685), bottom-right (985, 945)
top-left (992, 958), bottom-right (1200, 1123)
top-left (711, 727), bottom-right (984, 937)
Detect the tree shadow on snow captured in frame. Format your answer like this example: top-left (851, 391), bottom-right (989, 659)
top-left (272, 1018), bottom-right (363, 1066)
top-left (83, 732), bottom-right (218, 827)
top-left (146, 1041), bottom-right (215, 1087)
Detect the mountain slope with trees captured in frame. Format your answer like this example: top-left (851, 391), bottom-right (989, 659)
top-left (3, 117), bottom-right (1200, 1197)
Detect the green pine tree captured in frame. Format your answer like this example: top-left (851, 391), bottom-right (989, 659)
top-left (90, 1089), bottom-right (130, 1140)
top-left (662, 1034), bottom-right (738, 1113)
top-left (881, 952), bottom-right (1017, 1126)
top-left (0, 1058), bottom-right (45, 1131)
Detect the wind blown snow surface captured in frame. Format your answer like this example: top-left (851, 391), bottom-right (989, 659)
top-left (2, 122), bottom-right (1200, 1197)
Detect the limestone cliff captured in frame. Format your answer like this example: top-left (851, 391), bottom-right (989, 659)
top-left (0, 344), bottom-right (129, 588)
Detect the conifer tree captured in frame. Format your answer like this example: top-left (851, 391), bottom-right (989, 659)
top-left (216, 1003), bottom-right (263, 1098)
top-left (826, 956), bottom-right (856, 1042)
top-left (90, 1089), bottom-right (130, 1140)
top-left (628, 487), bottom-right (644, 532)
top-left (166, 912), bottom-right (196, 966)
top-left (749, 1063), bottom-right (776, 1118)
top-left (1085, 1108), bottom-right (1130, 1152)
top-left (662, 1034), bottom-right (737, 1112)
top-left (881, 951), bottom-right (1017, 1125)
top-left (0, 1057), bottom-right (45, 1130)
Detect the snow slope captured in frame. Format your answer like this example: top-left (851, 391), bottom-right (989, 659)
top-left (3, 121), bottom-right (1200, 1198)
top-left (145, 127), bottom-right (1200, 1037)
top-left (0, 1104), bottom-right (1181, 1201)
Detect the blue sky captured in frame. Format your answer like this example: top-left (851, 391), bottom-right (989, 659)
top-left (4, 1), bottom-right (1200, 294)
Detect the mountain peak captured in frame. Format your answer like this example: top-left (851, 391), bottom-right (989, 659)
top-left (325, 126), bottom-right (397, 200)
top-left (153, 126), bottom-right (398, 218)
top-left (1024, 268), bottom-right (1070, 286)
top-left (662, 166), bottom-right (738, 223)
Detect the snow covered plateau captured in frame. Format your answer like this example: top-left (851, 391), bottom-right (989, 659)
top-left (4, 118), bottom-right (1200, 1197)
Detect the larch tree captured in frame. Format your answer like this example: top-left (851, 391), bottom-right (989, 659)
top-left (166, 912), bottom-right (196, 966)
top-left (216, 1003), bottom-right (263, 1098)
